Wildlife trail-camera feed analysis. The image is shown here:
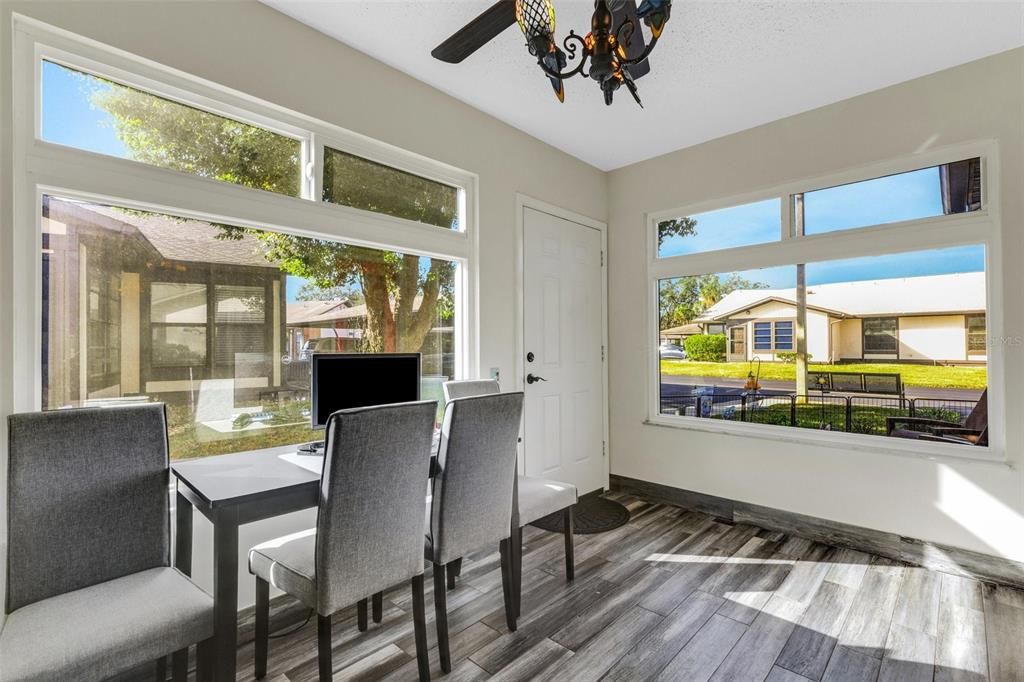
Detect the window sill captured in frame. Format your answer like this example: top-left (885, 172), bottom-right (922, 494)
top-left (643, 414), bottom-right (1010, 467)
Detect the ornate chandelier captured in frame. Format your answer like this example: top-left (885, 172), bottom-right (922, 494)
top-left (515, 0), bottom-right (673, 107)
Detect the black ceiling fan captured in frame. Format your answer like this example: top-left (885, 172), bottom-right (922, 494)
top-left (431, 0), bottom-right (673, 107)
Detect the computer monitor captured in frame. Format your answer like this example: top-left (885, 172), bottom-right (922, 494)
top-left (310, 352), bottom-right (421, 429)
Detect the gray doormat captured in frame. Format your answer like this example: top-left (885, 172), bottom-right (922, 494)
top-left (530, 496), bottom-right (631, 534)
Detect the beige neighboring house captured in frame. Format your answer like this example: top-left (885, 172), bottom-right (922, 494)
top-left (695, 272), bottom-right (986, 364)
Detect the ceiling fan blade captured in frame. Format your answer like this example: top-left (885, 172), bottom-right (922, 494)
top-left (432, 0), bottom-right (518, 64)
top-left (610, 0), bottom-right (651, 79)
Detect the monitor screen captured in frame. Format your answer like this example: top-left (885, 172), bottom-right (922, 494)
top-left (310, 353), bottom-right (421, 428)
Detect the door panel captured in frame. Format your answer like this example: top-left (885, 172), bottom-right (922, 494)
top-left (523, 207), bottom-right (604, 494)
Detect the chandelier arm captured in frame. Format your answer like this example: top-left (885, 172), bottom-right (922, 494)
top-left (619, 30), bottom-right (662, 66)
top-left (534, 32), bottom-right (591, 80)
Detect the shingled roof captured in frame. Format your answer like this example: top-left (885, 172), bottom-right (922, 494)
top-left (77, 202), bottom-right (278, 269)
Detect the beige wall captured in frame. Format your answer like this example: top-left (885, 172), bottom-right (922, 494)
top-left (0, 0), bottom-right (608, 609)
top-left (608, 49), bottom-right (1024, 562)
top-left (838, 318), bottom-right (863, 359)
top-left (899, 315), bottom-right (967, 361)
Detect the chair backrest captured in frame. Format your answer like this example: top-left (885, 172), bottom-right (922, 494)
top-left (315, 400), bottom-right (437, 615)
top-left (442, 379), bottom-right (499, 402)
top-left (965, 389), bottom-right (988, 433)
top-left (428, 392), bottom-right (524, 564)
top-left (6, 404), bottom-right (170, 613)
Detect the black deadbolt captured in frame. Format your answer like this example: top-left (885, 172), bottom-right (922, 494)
top-left (526, 352), bottom-right (535, 363)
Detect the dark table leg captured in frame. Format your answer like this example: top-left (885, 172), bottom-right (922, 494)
top-left (175, 490), bottom-right (193, 576)
top-left (212, 507), bottom-right (240, 682)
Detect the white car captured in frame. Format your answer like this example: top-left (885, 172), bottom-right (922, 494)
top-left (659, 342), bottom-right (687, 359)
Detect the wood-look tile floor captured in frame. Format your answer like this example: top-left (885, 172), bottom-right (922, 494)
top-left (221, 492), bottom-right (1024, 682)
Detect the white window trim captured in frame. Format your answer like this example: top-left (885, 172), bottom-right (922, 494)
top-left (11, 15), bottom-right (480, 413)
top-left (645, 139), bottom-right (1005, 464)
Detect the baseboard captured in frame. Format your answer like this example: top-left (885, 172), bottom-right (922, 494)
top-left (610, 474), bottom-right (1024, 589)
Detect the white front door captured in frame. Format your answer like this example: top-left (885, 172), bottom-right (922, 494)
top-left (522, 206), bottom-right (605, 494)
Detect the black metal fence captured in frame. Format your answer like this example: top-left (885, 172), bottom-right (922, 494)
top-left (660, 390), bottom-right (978, 436)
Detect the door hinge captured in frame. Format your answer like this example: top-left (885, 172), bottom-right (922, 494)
top-left (600, 250), bottom-right (605, 267)
top-left (602, 441), bottom-right (607, 457)
top-left (601, 345), bottom-right (605, 362)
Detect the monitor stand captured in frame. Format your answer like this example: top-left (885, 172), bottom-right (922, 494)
top-left (296, 441), bottom-right (325, 455)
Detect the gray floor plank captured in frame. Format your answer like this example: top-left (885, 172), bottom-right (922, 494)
top-left (535, 606), bottom-right (662, 681)
top-left (891, 567), bottom-right (942, 637)
top-left (983, 584), bottom-right (1024, 682)
top-left (935, 601), bottom-right (988, 682)
top-left (710, 594), bottom-right (805, 682)
top-left (654, 613), bottom-right (747, 682)
top-left (837, 560), bottom-right (905, 658)
top-left (775, 580), bottom-right (858, 679)
top-left (766, 667), bottom-right (815, 682)
top-left (878, 622), bottom-right (935, 682)
top-left (605, 591), bottom-right (725, 681)
top-left (487, 638), bottom-right (572, 682)
top-left (940, 573), bottom-right (985, 612)
top-left (821, 645), bottom-right (881, 682)
top-left (381, 621), bottom-right (500, 681)
top-left (773, 542), bottom-right (836, 604)
top-left (550, 564), bottom-right (670, 650)
top-left (824, 548), bottom-right (872, 591)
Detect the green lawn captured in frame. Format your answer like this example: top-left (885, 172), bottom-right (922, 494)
top-left (660, 360), bottom-right (987, 391)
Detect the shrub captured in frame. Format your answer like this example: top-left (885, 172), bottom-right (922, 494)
top-left (776, 351), bottom-right (812, 364)
top-left (684, 333), bottom-right (727, 362)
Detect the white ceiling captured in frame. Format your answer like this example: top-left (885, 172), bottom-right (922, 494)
top-left (262, 1), bottom-right (1024, 171)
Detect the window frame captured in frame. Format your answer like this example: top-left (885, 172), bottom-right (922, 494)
top-left (861, 317), bottom-right (899, 356)
top-left (645, 140), bottom-right (1004, 463)
top-left (12, 15), bottom-right (479, 419)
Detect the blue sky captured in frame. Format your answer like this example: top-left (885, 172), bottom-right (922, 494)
top-left (657, 161), bottom-right (982, 286)
top-left (44, 60), bottom-right (983, 299)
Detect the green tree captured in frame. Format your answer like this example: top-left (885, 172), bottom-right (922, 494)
top-left (657, 216), bottom-right (697, 248)
top-left (659, 273), bottom-right (767, 330)
top-left (92, 78), bottom-right (455, 353)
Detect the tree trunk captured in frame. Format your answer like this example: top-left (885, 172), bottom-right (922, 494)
top-left (360, 263), bottom-right (395, 352)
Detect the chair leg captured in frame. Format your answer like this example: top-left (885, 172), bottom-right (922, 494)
top-left (317, 614), bottom-right (333, 681)
top-left (372, 591), bottom-right (383, 623)
top-left (196, 638), bottom-right (214, 682)
top-left (512, 525), bottom-right (523, 619)
top-left (447, 558), bottom-right (462, 590)
top-left (410, 574), bottom-right (430, 682)
top-left (171, 648), bottom-right (188, 682)
top-left (563, 506), bottom-right (575, 581)
top-left (357, 598), bottom-right (368, 632)
top-left (498, 538), bottom-right (518, 632)
top-left (255, 577), bottom-right (270, 679)
top-left (155, 655), bottom-right (167, 682)
top-left (432, 561), bottom-right (452, 673)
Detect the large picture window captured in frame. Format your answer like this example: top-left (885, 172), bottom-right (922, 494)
top-left (22, 27), bottom-right (476, 462)
top-left (42, 196), bottom-right (457, 459)
top-left (654, 155), bottom-right (991, 454)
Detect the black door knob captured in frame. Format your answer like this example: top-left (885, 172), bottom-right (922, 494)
top-left (526, 373), bottom-right (547, 384)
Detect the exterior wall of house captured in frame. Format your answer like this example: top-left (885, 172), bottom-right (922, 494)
top-left (725, 302), bottom-right (831, 362)
top-left (898, 314), bottom-right (968, 361)
top-left (838, 318), bottom-right (863, 359)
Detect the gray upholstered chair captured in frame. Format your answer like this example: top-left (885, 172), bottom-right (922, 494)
top-left (426, 391), bottom-right (524, 673)
top-left (1, 404), bottom-right (214, 682)
top-left (248, 401), bottom-right (436, 681)
top-left (442, 379), bottom-right (578, 609)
